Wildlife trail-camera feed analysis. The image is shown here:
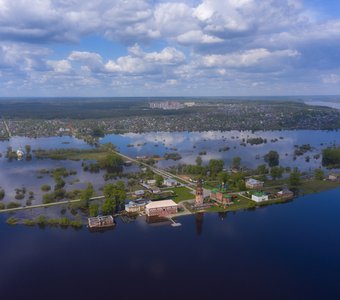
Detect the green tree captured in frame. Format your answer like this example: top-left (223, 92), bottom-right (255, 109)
top-left (195, 156), bottom-right (202, 167)
top-left (154, 174), bottom-right (163, 187)
top-left (80, 183), bottom-right (95, 209)
top-left (100, 153), bottom-right (124, 174)
top-left (208, 159), bottom-right (224, 177)
top-left (232, 156), bottom-right (241, 170)
top-left (314, 168), bottom-right (325, 180)
top-left (0, 188), bottom-right (5, 200)
top-left (25, 145), bottom-right (31, 154)
top-left (264, 150), bottom-right (280, 167)
top-left (256, 164), bottom-right (268, 175)
top-left (102, 198), bottom-right (116, 215)
top-left (103, 181), bottom-right (126, 214)
top-left (270, 166), bottom-right (284, 180)
top-left (41, 184), bottom-right (51, 192)
top-left (89, 204), bottom-right (99, 217)
top-left (289, 168), bottom-right (301, 187)
top-left (217, 172), bottom-right (229, 184)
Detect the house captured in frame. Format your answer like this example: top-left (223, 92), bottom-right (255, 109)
top-left (246, 178), bottom-right (264, 189)
top-left (125, 200), bottom-right (149, 213)
top-left (329, 173), bottom-right (340, 181)
top-left (134, 190), bottom-right (145, 197)
top-left (251, 192), bottom-right (268, 202)
top-left (164, 178), bottom-right (178, 187)
top-left (151, 187), bottom-right (161, 194)
top-left (145, 200), bottom-right (178, 217)
top-left (210, 189), bottom-right (232, 205)
top-left (277, 189), bottom-right (294, 199)
top-left (147, 179), bottom-right (157, 186)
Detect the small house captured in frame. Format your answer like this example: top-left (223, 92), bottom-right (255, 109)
top-left (251, 192), bottom-right (268, 202)
top-left (277, 189), bottom-right (294, 199)
top-left (164, 178), bottom-right (178, 187)
top-left (151, 187), bottom-right (161, 194)
top-left (134, 190), bottom-right (145, 197)
top-left (147, 179), bottom-right (157, 186)
top-left (125, 200), bottom-right (149, 213)
top-left (246, 178), bottom-right (264, 189)
top-left (329, 173), bottom-right (340, 182)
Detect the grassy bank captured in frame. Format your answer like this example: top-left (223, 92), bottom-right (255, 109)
top-left (169, 187), bottom-right (195, 203)
top-left (300, 180), bottom-right (340, 195)
top-left (34, 148), bottom-right (110, 161)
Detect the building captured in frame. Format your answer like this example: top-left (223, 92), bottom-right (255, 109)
top-left (277, 189), bottom-right (294, 199)
top-left (16, 149), bottom-right (24, 159)
top-left (251, 192), bottom-right (268, 202)
top-left (134, 190), bottom-right (145, 197)
top-left (147, 179), bottom-right (157, 186)
top-left (145, 200), bottom-right (178, 217)
top-left (246, 178), bottom-right (264, 189)
top-left (329, 173), bottom-right (340, 181)
top-left (184, 102), bottom-right (195, 107)
top-left (164, 178), bottom-right (178, 187)
top-left (195, 179), bottom-right (204, 206)
top-left (125, 200), bottom-right (149, 213)
top-left (210, 189), bottom-right (232, 205)
top-left (88, 215), bottom-right (115, 229)
top-left (149, 101), bottom-right (184, 110)
top-left (151, 187), bottom-right (161, 194)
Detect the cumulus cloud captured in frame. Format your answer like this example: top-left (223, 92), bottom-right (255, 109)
top-left (200, 48), bottom-right (300, 68)
top-left (1, 0), bottom-right (340, 95)
top-left (105, 45), bottom-right (185, 74)
top-left (47, 59), bottom-right (71, 74)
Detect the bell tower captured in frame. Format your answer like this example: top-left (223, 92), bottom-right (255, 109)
top-left (195, 179), bottom-right (204, 206)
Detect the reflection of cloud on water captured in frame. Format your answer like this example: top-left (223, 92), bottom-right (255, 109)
top-left (124, 132), bottom-right (187, 146)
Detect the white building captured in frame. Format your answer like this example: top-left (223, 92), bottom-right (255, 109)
top-left (251, 192), bottom-right (268, 202)
top-left (246, 178), bottom-right (264, 189)
top-left (147, 179), bottom-right (157, 186)
top-left (164, 178), bottom-right (178, 187)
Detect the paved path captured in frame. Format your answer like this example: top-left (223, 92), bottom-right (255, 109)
top-left (2, 118), bottom-right (11, 138)
top-left (0, 195), bottom-right (105, 214)
top-left (112, 150), bottom-right (197, 191)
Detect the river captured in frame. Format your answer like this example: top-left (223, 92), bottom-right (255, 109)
top-left (1, 188), bottom-right (340, 299)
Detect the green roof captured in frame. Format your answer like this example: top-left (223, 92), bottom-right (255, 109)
top-left (211, 188), bottom-right (218, 193)
top-left (253, 192), bottom-right (266, 197)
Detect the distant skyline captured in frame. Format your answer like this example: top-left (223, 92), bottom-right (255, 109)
top-left (1, 0), bottom-right (340, 97)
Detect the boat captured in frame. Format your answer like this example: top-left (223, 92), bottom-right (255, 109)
top-left (88, 215), bottom-right (115, 229)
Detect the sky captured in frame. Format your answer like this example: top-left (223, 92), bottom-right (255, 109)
top-left (1, 0), bottom-right (340, 97)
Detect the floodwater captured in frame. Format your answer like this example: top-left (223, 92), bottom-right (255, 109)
top-left (0, 130), bottom-right (339, 206)
top-left (1, 188), bottom-right (340, 300)
top-left (101, 130), bottom-right (340, 169)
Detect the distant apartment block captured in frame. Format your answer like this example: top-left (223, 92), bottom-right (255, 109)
top-left (149, 101), bottom-right (185, 110)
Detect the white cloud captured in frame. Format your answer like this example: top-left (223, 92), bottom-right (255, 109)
top-left (105, 45), bottom-right (185, 74)
top-left (200, 48), bottom-right (300, 68)
top-left (177, 30), bottom-right (224, 44)
top-left (47, 59), bottom-right (71, 74)
top-left (321, 73), bottom-right (340, 84)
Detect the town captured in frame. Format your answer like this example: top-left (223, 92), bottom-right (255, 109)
top-left (1, 99), bottom-right (340, 140)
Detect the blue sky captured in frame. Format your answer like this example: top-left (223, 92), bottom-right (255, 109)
top-left (1, 0), bottom-right (340, 97)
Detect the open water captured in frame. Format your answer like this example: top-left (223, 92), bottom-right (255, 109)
top-left (1, 188), bottom-right (340, 299)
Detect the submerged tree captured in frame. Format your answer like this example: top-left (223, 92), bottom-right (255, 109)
top-left (264, 150), bottom-right (279, 167)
